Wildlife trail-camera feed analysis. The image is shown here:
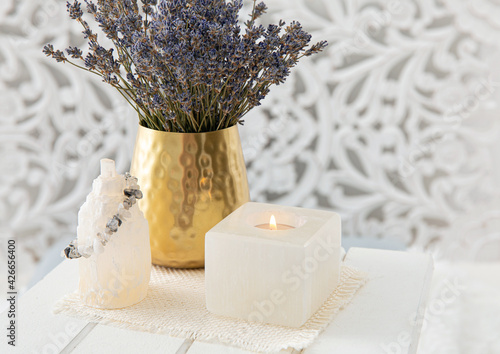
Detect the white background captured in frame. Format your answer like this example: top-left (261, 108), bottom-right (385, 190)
top-left (0, 0), bottom-right (499, 311)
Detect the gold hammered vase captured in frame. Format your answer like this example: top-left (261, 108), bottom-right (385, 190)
top-left (130, 124), bottom-right (250, 268)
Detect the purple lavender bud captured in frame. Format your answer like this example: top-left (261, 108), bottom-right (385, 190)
top-left (67, 1), bottom-right (83, 20)
top-left (42, 44), bottom-right (54, 56)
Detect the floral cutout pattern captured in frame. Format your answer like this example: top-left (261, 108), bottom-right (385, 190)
top-left (0, 0), bottom-right (500, 291)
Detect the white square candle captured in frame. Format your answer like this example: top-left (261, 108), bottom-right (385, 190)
top-left (205, 202), bottom-right (341, 327)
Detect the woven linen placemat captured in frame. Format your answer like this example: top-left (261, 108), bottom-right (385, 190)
top-left (54, 265), bottom-right (367, 353)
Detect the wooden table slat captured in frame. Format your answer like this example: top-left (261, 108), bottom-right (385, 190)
top-left (304, 248), bottom-right (433, 354)
top-left (1, 260), bottom-right (89, 354)
top-left (1, 248), bottom-right (432, 354)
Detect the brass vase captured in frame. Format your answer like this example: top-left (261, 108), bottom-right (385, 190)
top-left (130, 124), bottom-right (250, 268)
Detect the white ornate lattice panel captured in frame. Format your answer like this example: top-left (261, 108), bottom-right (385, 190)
top-left (1, 0), bottom-right (500, 290)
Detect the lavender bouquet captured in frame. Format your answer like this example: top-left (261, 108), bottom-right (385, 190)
top-left (44, 0), bottom-right (327, 133)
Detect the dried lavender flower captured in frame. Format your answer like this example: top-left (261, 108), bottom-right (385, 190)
top-left (43, 0), bottom-right (328, 133)
top-left (42, 44), bottom-right (54, 56)
top-left (66, 46), bottom-right (83, 59)
top-left (66, 0), bottom-right (83, 20)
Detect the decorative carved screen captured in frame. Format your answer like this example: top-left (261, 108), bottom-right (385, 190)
top-left (1, 0), bottom-right (499, 287)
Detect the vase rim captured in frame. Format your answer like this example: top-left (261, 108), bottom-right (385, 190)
top-left (138, 123), bottom-right (239, 135)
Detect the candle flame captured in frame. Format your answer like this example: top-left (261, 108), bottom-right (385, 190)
top-left (270, 215), bottom-right (277, 231)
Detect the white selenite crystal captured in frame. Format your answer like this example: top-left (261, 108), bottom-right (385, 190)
top-left (205, 202), bottom-right (341, 328)
top-left (77, 159), bottom-right (151, 309)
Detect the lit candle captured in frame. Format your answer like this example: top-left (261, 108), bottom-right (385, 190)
top-left (205, 202), bottom-right (341, 328)
top-left (255, 215), bottom-right (295, 230)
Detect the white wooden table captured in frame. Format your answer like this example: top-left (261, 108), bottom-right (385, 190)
top-left (1, 248), bottom-right (433, 354)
